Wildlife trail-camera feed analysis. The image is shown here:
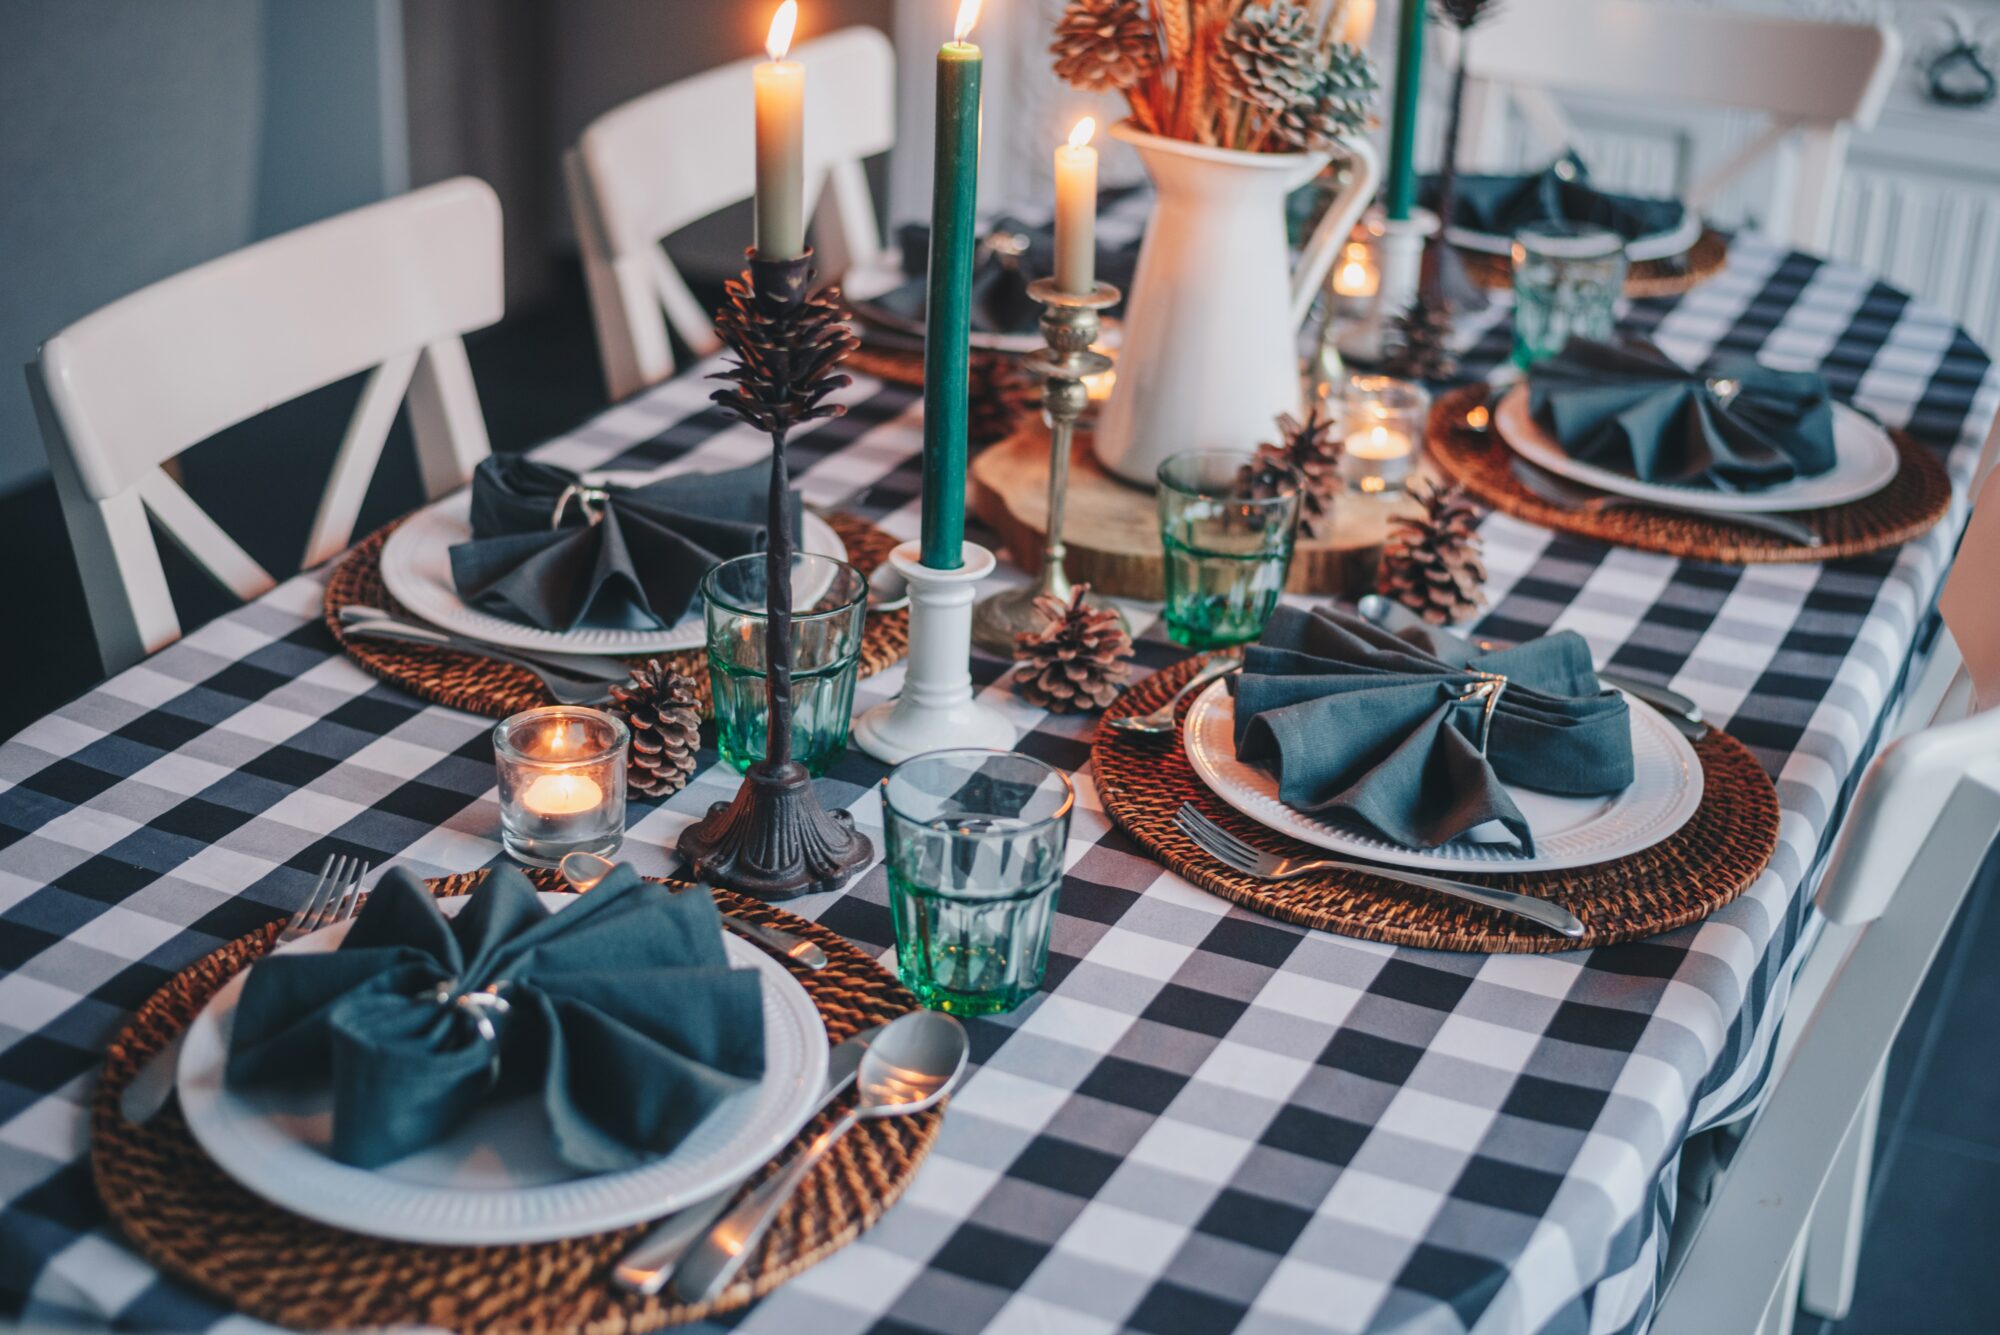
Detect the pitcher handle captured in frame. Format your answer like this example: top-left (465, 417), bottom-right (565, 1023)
top-left (1289, 136), bottom-right (1382, 330)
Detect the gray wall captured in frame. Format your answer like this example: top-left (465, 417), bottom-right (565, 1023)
top-left (0, 0), bottom-right (408, 497)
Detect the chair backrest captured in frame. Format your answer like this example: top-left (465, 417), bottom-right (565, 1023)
top-left (29, 176), bottom-right (503, 674)
top-left (1451, 0), bottom-right (1900, 250)
top-left (565, 25), bottom-right (895, 400)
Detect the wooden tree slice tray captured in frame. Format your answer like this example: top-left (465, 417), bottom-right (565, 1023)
top-left (91, 867), bottom-right (939, 1334)
top-left (970, 418), bottom-right (1420, 600)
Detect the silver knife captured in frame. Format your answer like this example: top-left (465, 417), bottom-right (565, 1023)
top-left (610, 1024), bottom-right (882, 1295)
top-left (337, 605), bottom-right (633, 683)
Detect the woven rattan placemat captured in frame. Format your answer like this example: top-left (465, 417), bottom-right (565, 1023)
top-left (1093, 655), bottom-right (1780, 953)
top-left (1461, 227), bottom-right (1730, 299)
top-left (91, 868), bottom-right (936, 1334)
top-left (1427, 384), bottom-right (1953, 564)
top-left (323, 510), bottom-right (909, 719)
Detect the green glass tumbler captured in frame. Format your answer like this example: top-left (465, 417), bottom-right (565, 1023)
top-left (880, 749), bottom-right (1074, 1016)
top-left (702, 551), bottom-right (868, 776)
top-left (1511, 222), bottom-right (1628, 369)
top-left (1157, 450), bottom-right (1301, 650)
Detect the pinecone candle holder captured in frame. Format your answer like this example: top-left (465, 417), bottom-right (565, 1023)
top-left (1376, 479), bottom-right (1488, 626)
top-left (675, 250), bottom-right (873, 899)
top-left (609, 660), bottom-right (701, 799)
top-left (1012, 586), bottom-right (1135, 713)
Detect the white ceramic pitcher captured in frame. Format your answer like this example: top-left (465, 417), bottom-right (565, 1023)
top-left (1093, 122), bottom-right (1380, 487)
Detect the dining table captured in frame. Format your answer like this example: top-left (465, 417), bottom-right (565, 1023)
top-left (1, 228), bottom-right (1994, 1335)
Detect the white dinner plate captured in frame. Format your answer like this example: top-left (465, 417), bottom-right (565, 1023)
top-left (1183, 680), bottom-right (1703, 873)
top-left (378, 481), bottom-right (848, 655)
top-left (1496, 384), bottom-right (1899, 515)
top-left (176, 893), bottom-right (828, 1245)
top-left (1446, 209), bottom-right (1703, 263)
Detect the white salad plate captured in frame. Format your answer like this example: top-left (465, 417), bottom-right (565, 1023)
top-left (177, 893), bottom-right (828, 1245)
top-left (1445, 208), bottom-right (1703, 263)
top-left (1182, 679), bottom-right (1704, 874)
top-left (378, 480), bottom-right (848, 655)
top-left (1495, 384), bottom-right (1898, 515)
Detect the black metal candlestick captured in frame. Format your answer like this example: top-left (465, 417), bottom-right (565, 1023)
top-left (676, 249), bottom-right (873, 899)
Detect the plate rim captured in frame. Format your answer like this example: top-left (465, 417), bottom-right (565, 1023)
top-left (1495, 384), bottom-right (1899, 514)
top-left (377, 492), bottom-right (848, 654)
top-left (1182, 679), bottom-right (1704, 873)
top-left (176, 892), bottom-right (829, 1245)
top-left (1445, 208), bottom-right (1702, 262)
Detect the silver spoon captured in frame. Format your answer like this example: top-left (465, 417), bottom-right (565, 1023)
top-left (667, 1011), bottom-right (969, 1305)
top-left (558, 852), bottom-right (828, 970)
top-left (1106, 654), bottom-right (1243, 736)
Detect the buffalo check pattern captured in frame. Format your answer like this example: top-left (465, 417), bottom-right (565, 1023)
top-left (1, 232), bottom-right (1995, 1334)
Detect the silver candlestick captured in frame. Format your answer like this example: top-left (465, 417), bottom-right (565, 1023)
top-left (972, 276), bottom-right (1122, 656)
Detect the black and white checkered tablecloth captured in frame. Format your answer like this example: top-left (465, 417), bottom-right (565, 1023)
top-left (1, 233), bottom-right (1994, 1334)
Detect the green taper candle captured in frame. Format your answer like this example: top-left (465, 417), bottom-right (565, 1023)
top-left (919, 3), bottom-right (982, 571)
top-left (1384, 0), bottom-right (1425, 221)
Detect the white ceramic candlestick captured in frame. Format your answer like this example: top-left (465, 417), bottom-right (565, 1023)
top-left (853, 540), bottom-right (1015, 763)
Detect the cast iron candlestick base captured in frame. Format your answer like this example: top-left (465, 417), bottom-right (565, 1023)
top-left (972, 278), bottom-right (1122, 656)
top-left (677, 249), bottom-right (872, 900)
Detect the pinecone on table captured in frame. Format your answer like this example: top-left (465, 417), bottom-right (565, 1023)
top-left (1382, 292), bottom-right (1458, 382)
top-left (1051, 0), bottom-right (1161, 92)
top-left (969, 352), bottom-right (1039, 446)
top-left (1377, 479), bottom-right (1488, 625)
top-left (1012, 586), bottom-right (1135, 713)
top-left (608, 659), bottom-right (703, 798)
top-left (1242, 402), bottom-right (1342, 538)
top-left (1216, 1), bottom-right (1319, 113)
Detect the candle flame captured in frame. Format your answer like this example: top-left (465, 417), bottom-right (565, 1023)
top-left (953, 0), bottom-right (980, 42)
top-left (766, 0), bottom-right (797, 60)
top-left (1465, 404), bottom-right (1490, 430)
top-left (1068, 116), bottom-right (1096, 150)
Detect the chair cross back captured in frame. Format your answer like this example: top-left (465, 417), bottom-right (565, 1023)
top-left (29, 177), bottom-right (503, 674)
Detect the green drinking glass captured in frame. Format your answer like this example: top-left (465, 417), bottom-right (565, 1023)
top-left (1511, 222), bottom-right (1628, 369)
top-left (1157, 450), bottom-right (1301, 649)
top-left (880, 749), bottom-right (1074, 1016)
top-left (702, 551), bottom-right (868, 776)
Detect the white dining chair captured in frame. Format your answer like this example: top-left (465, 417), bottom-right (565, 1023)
top-left (564, 25), bottom-right (896, 401)
top-left (28, 177), bottom-right (503, 675)
top-left (1652, 451), bottom-right (2000, 1335)
top-left (1447, 0), bottom-right (1901, 252)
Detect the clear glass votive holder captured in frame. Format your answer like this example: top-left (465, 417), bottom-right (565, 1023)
top-left (704, 551), bottom-right (869, 776)
top-left (1511, 221), bottom-right (1628, 368)
top-left (1157, 450), bottom-right (1301, 650)
top-left (1341, 375), bottom-right (1428, 496)
top-left (493, 706), bottom-right (628, 867)
top-left (881, 749), bottom-right (1074, 1016)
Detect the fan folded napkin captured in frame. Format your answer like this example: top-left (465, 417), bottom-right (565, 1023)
top-left (1424, 153), bottom-right (1687, 243)
top-left (225, 864), bottom-right (766, 1173)
top-left (1231, 606), bottom-right (1634, 854)
top-left (860, 216), bottom-right (1139, 339)
top-left (448, 455), bottom-right (797, 632)
top-left (1528, 339), bottom-right (1837, 491)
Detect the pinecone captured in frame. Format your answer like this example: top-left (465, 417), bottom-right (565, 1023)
top-left (1273, 46), bottom-right (1379, 151)
top-left (708, 260), bottom-right (859, 437)
top-left (1382, 292), bottom-right (1458, 381)
top-left (1051, 0), bottom-right (1160, 92)
top-left (1215, 1), bottom-right (1319, 113)
top-left (609, 660), bottom-right (703, 798)
top-left (1243, 402), bottom-right (1342, 538)
top-left (1377, 479), bottom-right (1488, 625)
top-left (968, 352), bottom-right (1039, 446)
top-left (1012, 586), bottom-right (1135, 713)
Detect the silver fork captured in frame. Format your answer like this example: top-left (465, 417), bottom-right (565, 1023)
top-left (1174, 804), bottom-right (1585, 938)
top-left (1509, 455), bottom-right (1823, 548)
top-left (119, 853), bottom-right (372, 1124)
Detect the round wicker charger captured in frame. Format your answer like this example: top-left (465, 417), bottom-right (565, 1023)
top-left (1460, 227), bottom-right (1732, 299)
top-left (91, 867), bottom-right (937, 1334)
top-left (324, 511), bottom-right (910, 719)
top-left (1093, 655), bottom-right (1781, 952)
top-left (1427, 384), bottom-right (1953, 564)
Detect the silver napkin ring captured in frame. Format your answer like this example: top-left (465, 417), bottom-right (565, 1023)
top-left (550, 483), bottom-right (611, 529)
top-left (1456, 673), bottom-right (1508, 755)
top-left (420, 980), bottom-right (513, 1085)
top-left (1705, 376), bottom-right (1742, 409)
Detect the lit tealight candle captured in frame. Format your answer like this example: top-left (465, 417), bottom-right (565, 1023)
top-left (1347, 420), bottom-right (1413, 460)
top-left (1341, 375), bottom-right (1428, 496)
top-left (521, 772), bottom-right (606, 818)
top-left (1053, 117), bottom-right (1098, 294)
top-left (1332, 241), bottom-right (1379, 298)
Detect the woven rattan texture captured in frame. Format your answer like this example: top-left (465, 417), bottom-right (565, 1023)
top-left (91, 868), bottom-right (937, 1334)
top-left (1092, 655), bottom-right (1781, 952)
top-left (323, 511), bottom-right (909, 719)
top-left (1427, 385), bottom-right (1953, 564)
top-left (1461, 227), bottom-right (1731, 299)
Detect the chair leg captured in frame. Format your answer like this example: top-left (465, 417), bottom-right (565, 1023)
top-left (1801, 1068), bottom-right (1884, 1319)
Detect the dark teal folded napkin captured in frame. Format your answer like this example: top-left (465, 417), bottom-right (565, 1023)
top-left (448, 455), bottom-right (799, 633)
top-left (225, 865), bottom-right (766, 1173)
top-left (1528, 338), bottom-right (1837, 491)
top-left (1423, 153), bottom-right (1687, 244)
top-left (1232, 606), bottom-right (1634, 853)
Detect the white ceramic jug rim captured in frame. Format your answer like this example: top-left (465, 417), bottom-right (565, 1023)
top-left (1108, 118), bottom-right (1331, 172)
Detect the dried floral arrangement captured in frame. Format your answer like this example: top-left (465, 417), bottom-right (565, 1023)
top-left (1051, 0), bottom-right (1380, 153)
